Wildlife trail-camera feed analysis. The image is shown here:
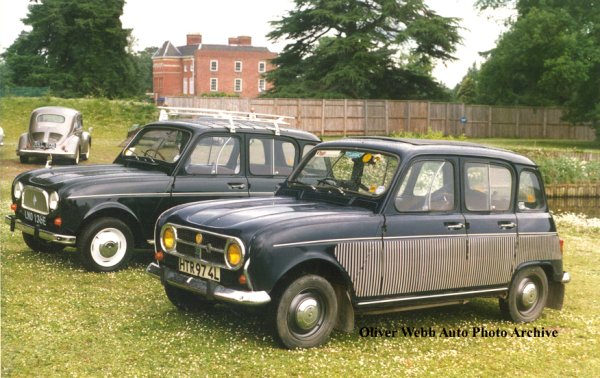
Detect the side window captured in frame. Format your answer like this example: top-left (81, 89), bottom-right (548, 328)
top-left (465, 163), bottom-right (513, 211)
top-left (249, 137), bottom-right (297, 176)
top-left (518, 170), bottom-right (546, 211)
top-left (184, 136), bottom-right (240, 175)
top-left (396, 160), bottom-right (455, 212)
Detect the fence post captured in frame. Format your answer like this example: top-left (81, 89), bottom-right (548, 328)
top-left (321, 99), bottom-right (326, 136)
top-left (515, 108), bottom-right (520, 138)
top-left (344, 99), bottom-right (348, 137)
top-left (543, 107), bottom-right (548, 138)
top-left (364, 100), bottom-right (368, 135)
top-left (406, 101), bottom-right (411, 133)
top-left (385, 100), bottom-right (389, 135)
top-left (427, 101), bottom-right (431, 131)
top-left (297, 98), bottom-right (302, 129)
top-left (444, 103), bottom-right (449, 136)
top-left (488, 106), bottom-right (492, 138)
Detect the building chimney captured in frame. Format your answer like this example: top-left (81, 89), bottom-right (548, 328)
top-left (237, 36), bottom-right (252, 46)
top-left (228, 37), bottom-right (239, 45)
top-left (186, 33), bottom-right (202, 45)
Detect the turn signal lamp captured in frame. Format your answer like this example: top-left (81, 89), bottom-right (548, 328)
top-left (53, 217), bottom-right (62, 227)
top-left (238, 274), bottom-right (247, 285)
top-left (11, 203), bottom-right (17, 212)
top-left (154, 250), bottom-right (165, 262)
top-left (162, 226), bottom-right (176, 251)
top-left (195, 232), bottom-right (203, 244)
top-left (226, 242), bottom-right (243, 268)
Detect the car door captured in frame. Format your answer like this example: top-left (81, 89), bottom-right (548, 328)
top-left (168, 133), bottom-right (249, 208)
top-left (246, 135), bottom-right (299, 196)
top-left (461, 159), bottom-right (517, 288)
top-left (381, 157), bottom-right (468, 297)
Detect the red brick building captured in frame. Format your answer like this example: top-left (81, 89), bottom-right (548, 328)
top-left (152, 33), bottom-right (277, 101)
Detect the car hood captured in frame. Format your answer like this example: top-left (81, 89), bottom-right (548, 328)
top-left (162, 196), bottom-right (380, 248)
top-left (15, 164), bottom-right (170, 196)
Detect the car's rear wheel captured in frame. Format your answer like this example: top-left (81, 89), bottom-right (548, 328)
top-left (71, 146), bottom-right (80, 165)
top-left (273, 274), bottom-right (338, 349)
top-left (19, 156), bottom-right (28, 164)
top-left (81, 145), bottom-right (90, 161)
top-left (78, 217), bottom-right (134, 272)
top-left (500, 266), bottom-right (548, 322)
top-left (164, 283), bottom-right (213, 312)
top-left (22, 233), bottom-right (65, 253)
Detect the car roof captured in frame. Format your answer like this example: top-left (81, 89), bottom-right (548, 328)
top-left (147, 117), bottom-right (321, 142)
top-left (318, 136), bottom-right (536, 166)
top-left (31, 106), bottom-right (81, 117)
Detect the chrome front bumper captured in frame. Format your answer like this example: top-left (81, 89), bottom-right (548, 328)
top-left (5, 215), bottom-right (76, 245)
top-left (146, 262), bottom-right (271, 306)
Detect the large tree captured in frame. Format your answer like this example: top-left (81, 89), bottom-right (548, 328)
top-left (474, 0), bottom-right (600, 127)
top-left (2, 0), bottom-right (142, 98)
top-left (264, 0), bottom-right (460, 100)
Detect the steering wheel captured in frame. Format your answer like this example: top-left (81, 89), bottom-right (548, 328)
top-left (143, 149), bottom-right (166, 160)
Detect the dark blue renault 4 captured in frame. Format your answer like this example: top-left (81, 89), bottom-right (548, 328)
top-left (147, 137), bottom-right (570, 348)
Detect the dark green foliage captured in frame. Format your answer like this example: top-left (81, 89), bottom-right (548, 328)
top-left (264, 0), bottom-right (460, 100)
top-left (1, 0), bottom-right (149, 98)
top-left (473, 0), bottom-right (600, 129)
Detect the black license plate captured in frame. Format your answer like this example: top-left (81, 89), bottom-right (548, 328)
top-left (22, 209), bottom-right (47, 226)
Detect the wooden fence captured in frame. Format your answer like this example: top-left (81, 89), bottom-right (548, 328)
top-left (165, 97), bottom-right (597, 140)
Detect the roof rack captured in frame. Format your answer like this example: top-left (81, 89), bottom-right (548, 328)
top-left (158, 107), bottom-right (294, 135)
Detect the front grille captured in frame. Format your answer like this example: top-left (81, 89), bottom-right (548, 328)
top-left (22, 186), bottom-right (49, 214)
top-left (169, 224), bottom-right (233, 269)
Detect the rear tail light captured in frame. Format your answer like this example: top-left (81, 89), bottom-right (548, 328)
top-left (559, 239), bottom-right (564, 254)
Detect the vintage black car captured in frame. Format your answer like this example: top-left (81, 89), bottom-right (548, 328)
top-left (6, 108), bottom-right (320, 272)
top-left (17, 106), bottom-right (92, 164)
top-left (147, 137), bottom-right (570, 348)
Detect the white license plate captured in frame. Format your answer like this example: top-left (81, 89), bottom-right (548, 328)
top-left (178, 258), bottom-right (220, 282)
top-left (33, 141), bottom-right (56, 149)
top-left (22, 209), bottom-right (47, 226)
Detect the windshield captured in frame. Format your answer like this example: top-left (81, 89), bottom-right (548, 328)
top-left (123, 128), bottom-right (190, 164)
top-left (290, 148), bottom-right (399, 197)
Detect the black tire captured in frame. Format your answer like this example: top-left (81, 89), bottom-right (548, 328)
top-left (77, 217), bottom-right (134, 272)
top-left (81, 145), bottom-right (90, 161)
top-left (273, 275), bottom-right (338, 349)
top-left (500, 266), bottom-right (548, 322)
top-left (71, 146), bottom-right (80, 165)
top-left (19, 155), bottom-right (28, 164)
top-left (164, 283), bottom-right (213, 312)
top-left (22, 233), bottom-right (65, 253)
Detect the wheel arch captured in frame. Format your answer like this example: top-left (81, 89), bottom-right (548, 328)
top-left (79, 204), bottom-right (145, 248)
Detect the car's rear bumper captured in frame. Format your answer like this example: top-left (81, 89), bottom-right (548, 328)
top-left (146, 262), bottom-right (271, 306)
top-left (5, 214), bottom-right (76, 245)
top-left (17, 149), bottom-right (76, 158)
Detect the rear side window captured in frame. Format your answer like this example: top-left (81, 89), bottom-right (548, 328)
top-left (249, 137), bottom-right (297, 176)
top-left (465, 163), bottom-right (513, 211)
top-left (396, 160), bottom-right (455, 212)
top-left (518, 170), bottom-right (545, 211)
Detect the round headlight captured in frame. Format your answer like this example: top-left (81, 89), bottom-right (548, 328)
top-left (49, 191), bottom-right (59, 211)
top-left (226, 241), bottom-right (243, 268)
top-left (195, 233), bottom-right (203, 244)
top-left (161, 226), bottom-right (177, 251)
top-left (14, 181), bottom-right (24, 200)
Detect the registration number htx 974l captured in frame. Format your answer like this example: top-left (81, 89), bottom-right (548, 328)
top-left (179, 258), bottom-right (220, 282)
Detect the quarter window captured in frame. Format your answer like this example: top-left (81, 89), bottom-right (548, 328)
top-left (518, 170), bottom-right (545, 211)
top-left (249, 138), bottom-right (297, 176)
top-left (465, 163), bottom-right (512, 211)
top-left (184, 136), bottom-right (240, 175)
top-left (396, 160), bottom-right (455, 212)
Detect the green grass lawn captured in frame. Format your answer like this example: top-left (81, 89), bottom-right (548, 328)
top-left (1, 97), bottom-right (599, 376)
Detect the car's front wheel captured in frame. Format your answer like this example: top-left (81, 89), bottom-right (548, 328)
top-left (500, 266), bottom-right (548, 322)
top-left (273, 274), bottom-right (338, 349)
top-left (22, 233), bottom-right (65, 253)
top-left (77, 217), bottom-right (134, 272)
top-left (164, 283), bottom-right (213, 312)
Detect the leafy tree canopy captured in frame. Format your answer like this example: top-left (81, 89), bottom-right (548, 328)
top-left (264, 0), bottom-right (461, 100)
top-left (2, 0), bottom-right (146, 98)
top-left (474, 0), bottom-right (600, 126)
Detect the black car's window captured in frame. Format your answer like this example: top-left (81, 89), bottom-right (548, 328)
top-left (396, 160), bottom-right (455, 212)
top-left (302, 144), bottom-right (316, 157)
top-left (292, 149), bottom-right (399, 197)
top-left (518, 170), bottom-right (545, 211)
top-left (249, 137), bottom-right (296, 176)
top-left (184, 135), bottom-right (240, 175)
top-left (125, 129), bottom-right (189, 163)
top-left (465, 163), bottom-right (513, 211)
top-left (37, 114), bottom-right (65, 124)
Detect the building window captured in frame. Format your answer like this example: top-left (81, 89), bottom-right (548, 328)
top-left (258, 79), bottom-right (266, 92)
top-left (210, 78), bottom-right (218, 91)
top-left (210, 60), bottom-right (218, 72)
top-left (235, 61), bottom-right (242, 72)
top-left (189, 78), bottom-right (194, 95)
top-left (183, 78), bottom-right (188, 94)
top-left (258, 61), bottom-right (266, 73)
top-left (184, 65), bottom-right (187, 72)
top-left (234, 78), bottom-right (242, 92)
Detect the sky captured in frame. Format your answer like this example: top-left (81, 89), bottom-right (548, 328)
top-left (0, 0), bottom-right (513, 88)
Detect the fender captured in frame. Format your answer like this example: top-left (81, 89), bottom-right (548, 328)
top-left (513, 259), bottom-right (563, 283)
top-left (81, 200), bottom-right (141, 229)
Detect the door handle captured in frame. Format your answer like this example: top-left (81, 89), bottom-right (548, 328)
top-left (498, 221), bottom-right (516, 230)
top-left (228, 183), bottom-right (246, 190)
top-left (445, 222), bottom-right (465, 230)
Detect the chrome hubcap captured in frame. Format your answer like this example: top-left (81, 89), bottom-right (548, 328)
top-left (295, 297), bottom-right (320, 331)
top-left (520, 281), bottom-right (538, 309)
top-left (90, 228), bottom-right (127, 267)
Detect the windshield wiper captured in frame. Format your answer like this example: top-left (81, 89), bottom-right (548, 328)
top-left (316, 177), bottom-right (345, 195)
top-left (287, 179), bottom-right (316, 191)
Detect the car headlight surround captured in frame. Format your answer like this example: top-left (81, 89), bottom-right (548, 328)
top-left (161, 225), bottom-right (177, 252)
top-left (49, 191), bottom-right (59, 210)
top-left (225, 239), bottom-right (244, 269)
top-left (14, 181), bottom-right (24, 200)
